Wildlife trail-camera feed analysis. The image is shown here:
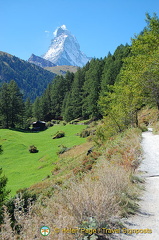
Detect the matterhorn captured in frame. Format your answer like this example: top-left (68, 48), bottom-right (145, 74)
top-left (29, 25), bottom-right (91, 67)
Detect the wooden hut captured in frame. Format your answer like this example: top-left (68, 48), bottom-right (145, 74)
top-left (32, 121), bottom-right (46, 131)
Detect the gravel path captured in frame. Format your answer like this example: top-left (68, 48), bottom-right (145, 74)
top-left (113, 129), bottom-right (159, 240)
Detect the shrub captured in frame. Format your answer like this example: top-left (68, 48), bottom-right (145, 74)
top-left (80, 128), bottom-right (95, 138)
top-left (5, 190), bottom-right (37, 230)
top-left (103, 128), bottom-right (142, 171)
top-left (45, 121), bottom-right (54, 128)
top-left (29, 145), bottom-right (38, 153)
top-left (72, 151), bottom-right (101, 175)
top-left (52, 131), bottom-right (65, 139)
top-left (57, 145), bottom-right (69, 155)
top-left (139, 123), bottom-right (148, 132)
top-left (153, 121), bottom-right (159, 134)
top-left (62, 121), bottom-right (67, 126)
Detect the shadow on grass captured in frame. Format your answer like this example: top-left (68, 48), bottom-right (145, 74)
top-left (8, 128), bottom-right (46, 133)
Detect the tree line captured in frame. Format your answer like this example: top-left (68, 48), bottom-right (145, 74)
top-left (31, 43), bottom-right (130, 123)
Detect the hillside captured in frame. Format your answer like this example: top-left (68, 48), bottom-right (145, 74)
top-left (45, 65), bottom-right (78, 75)
top-left (0, 124), bottom-right (87, 196)
top-left (0, 51), bottom-right (56, 101)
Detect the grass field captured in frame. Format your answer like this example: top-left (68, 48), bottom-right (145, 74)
top-left (0, 124), bottom-right (86, 196)
top-left (45, 65), bottom-right (78, 75)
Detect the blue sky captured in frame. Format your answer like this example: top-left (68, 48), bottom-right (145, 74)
top-left (1, 0), bottom-right (159, 61)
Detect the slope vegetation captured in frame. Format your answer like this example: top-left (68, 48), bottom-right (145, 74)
top-left (0, 51), bottom-right (56, 101)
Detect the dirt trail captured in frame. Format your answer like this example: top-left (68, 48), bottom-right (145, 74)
top-left (113, 129), bottom-right (159, 240)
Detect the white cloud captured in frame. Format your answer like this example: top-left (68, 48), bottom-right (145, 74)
top-left (44, 30), bottom-right (50, 38)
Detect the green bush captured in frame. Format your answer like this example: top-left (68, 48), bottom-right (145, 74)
top-left (45, 121), bottom-right (54, 128)
top-left (80, 128), bottom-right (95, 138)
top-left (52, 131), bottom-right (65, 139)
top-left (57, 145), bottom-right (69, 155)
top-left (139, 124), bottom-right (148, 132)
top-left (29, 145), bottom-right (38, 153)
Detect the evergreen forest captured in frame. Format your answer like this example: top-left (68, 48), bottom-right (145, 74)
top-left (0, 51), bottom-right (56, 101)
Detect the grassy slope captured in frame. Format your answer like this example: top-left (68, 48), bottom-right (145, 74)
top-left (44, 65), bottom-right (78, 75)
top-left (0, 124), bottom-right (86, 196)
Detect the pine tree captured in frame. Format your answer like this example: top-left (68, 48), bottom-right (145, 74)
top-left (63, 68), bottom-right (85, 121)
top-left (25, 98), bottom-right (33, 119)
top-left (0, 83), bottom-right (11, 128)
top-left (24, 98), bottom-right (33, 129)
top-left (100, 44), bottom-right (130, 95)
top-left (32, 97), bottom-right (43, 120)
top-left (8, 80), bottom-right (24, 128)
top-left (82, 58), bottom-right (104, 119)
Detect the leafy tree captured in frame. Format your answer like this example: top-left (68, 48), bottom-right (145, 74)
top-left (140, 50), bottom-right (159, 108)
top-left (99, 13), bottom-right (159, 129)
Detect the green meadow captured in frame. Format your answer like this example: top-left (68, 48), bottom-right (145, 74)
top-left (0, 124), bottom-right (86, 196)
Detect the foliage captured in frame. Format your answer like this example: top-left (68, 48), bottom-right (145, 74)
top-left (52, 131), bottom-right (65, 139)
top-left (29, 145), bottom-right (39, 153)
top-left (0, 80), bottom-right (24, 128)
top-left (56, 145), bottom-right (69, 155)
top-left (80, 128), bottom-right (96, 138)
top-left (99, 13), bottom-right (159, 130)
top-left (100, 44), bottom-right (130, 94)
top-left (32, 45), bottom-right (129, 122)
top-left (5, 190), bottom-right (37, 230)
top-left (0, 168), bottom-right (10, 224)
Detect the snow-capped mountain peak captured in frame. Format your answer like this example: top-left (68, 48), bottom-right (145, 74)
top-left (28, 25), bottom-right (91, 67)
top-left (42, 25), bottom-right (90, 67)
top-left (53, 24), bottom-right (67, 37)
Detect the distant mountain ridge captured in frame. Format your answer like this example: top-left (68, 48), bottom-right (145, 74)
top-left (28, 54), bottom-right (56, 68)
top-left (0, 51), bottom-right (56, 101)
top-left (28, 25), bottom-right (91, 67)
